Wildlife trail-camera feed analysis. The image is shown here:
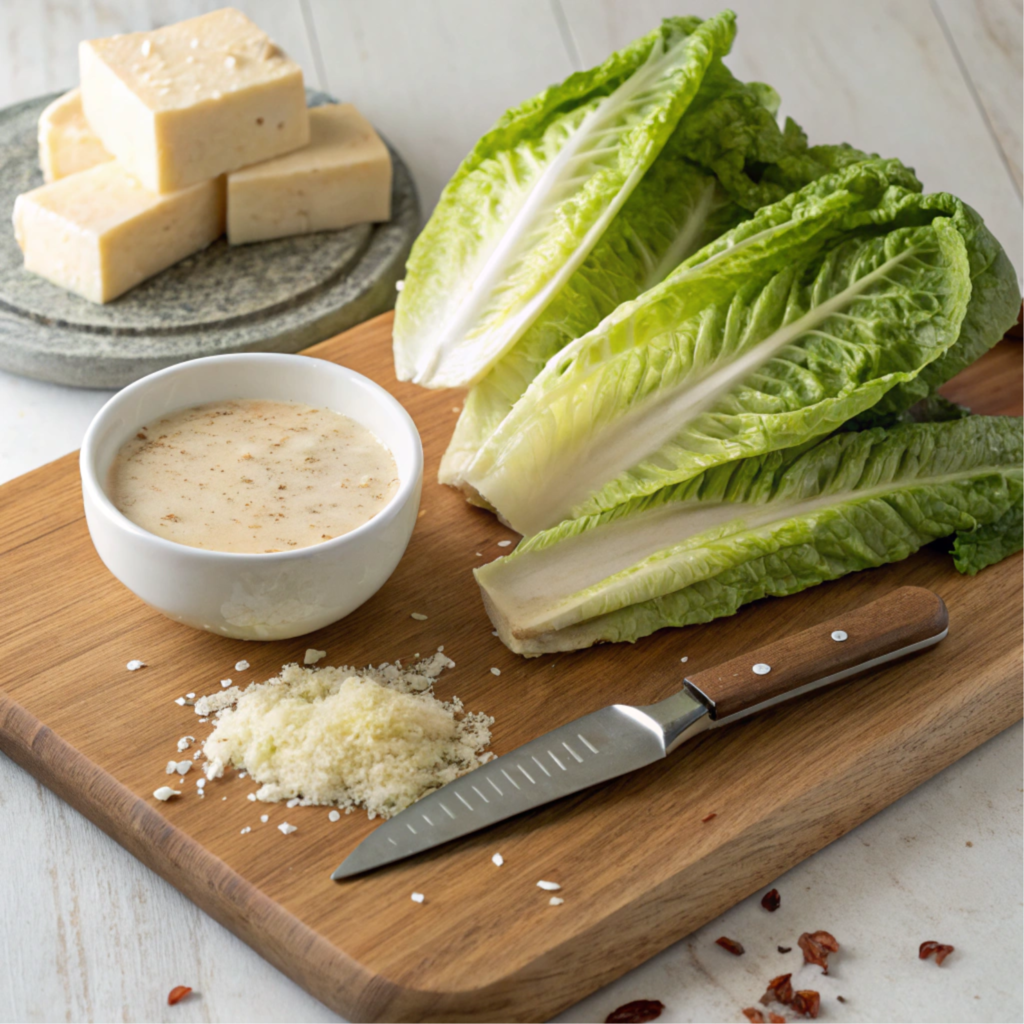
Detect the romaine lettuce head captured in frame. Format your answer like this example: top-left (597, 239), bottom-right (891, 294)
top-left (475, 416), bottom-right (1023, 655)
top-left (438, 65), bottom-right (885, 497)
top-left (393, 12), bottom-right (738, 389)
top-left (463, 165), bottom-right (974, 536)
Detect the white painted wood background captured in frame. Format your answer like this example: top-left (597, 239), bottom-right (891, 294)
top-left (0, 2), bottom-right (1020, 1022)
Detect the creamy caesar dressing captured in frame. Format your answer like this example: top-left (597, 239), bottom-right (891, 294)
top-left (108, 399), bottom-right (399, 553)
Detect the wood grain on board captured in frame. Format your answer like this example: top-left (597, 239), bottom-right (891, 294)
top-left (0, 312), bottom-right (1020, 1022)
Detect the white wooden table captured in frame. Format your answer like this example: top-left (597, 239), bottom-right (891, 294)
top-left (0, 3), bottom-right (1020, 1022)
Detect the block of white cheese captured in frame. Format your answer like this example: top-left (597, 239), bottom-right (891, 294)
top-left (79, 8), bottom-right (310, 193)
top-left (13, 162), bottom-right (226, 304)
top-left (37, 88), bottom-right (113, 183)
top-left (227, 104), bottom-right (392, 245)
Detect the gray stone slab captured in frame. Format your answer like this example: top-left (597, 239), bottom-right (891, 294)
top-left (0, 91), bottom-right (419, 388)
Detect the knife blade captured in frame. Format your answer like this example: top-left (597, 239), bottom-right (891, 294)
top-left (332, 586), bottom-right (948, 880)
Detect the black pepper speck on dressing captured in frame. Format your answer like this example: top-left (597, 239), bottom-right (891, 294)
top-left (107, 399), bottom-right (399, 553)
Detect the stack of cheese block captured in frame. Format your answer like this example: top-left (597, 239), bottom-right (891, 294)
top-left (13, 8), bottom-right (393, 304)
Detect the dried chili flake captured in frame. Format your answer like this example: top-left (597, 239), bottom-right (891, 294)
top-left (167, 986), bottom-right (192, 1006)
top-left (760, 973), bottom-right (793, 1006)
top-left (715, 936), bottom-right (745, 956)
top-left (760, 888), bottom-right (781, 912)
top-left (741, 1010), bottom-right (765, 1023)
top-left (777, 946), bottom-right (791, 954)
top-left (768, 1015), bottom-right (785, 1024)
top-left (604, 999), bottom-right (665, 1023)
top-left (919, 940), bottom-right (955, 965)
top-left (791, 990), bottom-right (821, 1018)
top-left (701, 812), bottom-right (717, 823)
top-left (798, 930), bottom-right (839, 973)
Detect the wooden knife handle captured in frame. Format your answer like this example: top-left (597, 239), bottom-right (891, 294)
top-left (685, 587), bottom-right (949, 722)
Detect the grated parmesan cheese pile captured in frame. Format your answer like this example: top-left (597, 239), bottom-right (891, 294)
top-left (199, 652), bottom-right (494, 819)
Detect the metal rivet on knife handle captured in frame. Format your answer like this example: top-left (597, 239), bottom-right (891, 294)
top-left (683, 586), bottom-right (949, 722)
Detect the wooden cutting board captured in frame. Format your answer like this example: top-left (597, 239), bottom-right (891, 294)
top-left (1, 312), bottom-right (1020, 1023)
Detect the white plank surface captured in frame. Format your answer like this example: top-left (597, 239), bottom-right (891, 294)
top-left (934, 0), bottom-right (1023, 196)
top-left (0, 3), bottom-right (1021, 1022)
top-left (305, 0), bottom-right (577, 215)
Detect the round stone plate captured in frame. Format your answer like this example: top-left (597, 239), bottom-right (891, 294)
top-left (0, 91), bottom-right (419, 388)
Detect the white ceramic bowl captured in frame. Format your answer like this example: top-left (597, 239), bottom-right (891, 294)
top-left (80, 353), bottom-right (422, 641)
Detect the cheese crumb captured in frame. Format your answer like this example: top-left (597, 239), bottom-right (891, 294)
top-left (497, 540), bottom-right (512, 547)
top-left (174, 697), bottom-right (187, 706)
top-left (177, 736), bottom-right (194, 752)
top-left (199, 652), bottom-right (493, 819)
top-left (247, 793), bottom-right (257, 801)
top-left (410, 892), bottom-right (425, 903)
top-left (490, 667), bottom-right (501, 676)
top-left (260, 814), bottom-right (269, 823)
top-left (185, 693), bottom-right (196, 700)
top-left (234, 660), bottom-right (250, 672)
top-left (240, 826), bottom-right (251, 834)
top-left (153, 786), bottom-right (180, 801)
top-left (304, 648), bottom-right (327, 665)
top-left (286, 797), bottom-right (301, 808)
top-left (126, 660), bottom-right (146, 671)
top-left (492, 853), bottom-right (504, 867)
top-left (175, 760), bottom-right (192, 775)
top-left (196, 778), bottom-right (206, 789)
top-left (395, 279), bottom-right (404, 292)
top-left (410, 612), bottom-right (428, 621)
top-left (165, 760), bottom-right (176, 774)
top-left (537, 880), bottom-right (561, 891)
top-left (549, 897), bottom-right (564, 906)
top-left (680, 656), bottom-right (689, 663)
top-left (194, 688), bottom-right (240, 717)
top-left (278, 822), bottom-right (297, 835)
top-left (328, 810), bottom-right (341, 822)
top-left (220, 679), bottom-right (232, 688)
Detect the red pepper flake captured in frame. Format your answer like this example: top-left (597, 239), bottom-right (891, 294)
top-left (798, 930), bottom-right (840, 974)
top-left (715, 936), bottom-right (745, 956)
top-left (919, 940), bottom-right (955, 965)
top-left (768, 1015), bottom-right (786, 1024)
top-left (791, 990), bottom-right (821, 1018)
top-left (167, 986), bottom-right (192, 1006)
top-left (742, 1010), bottom-right (765, 1023)
top-left (760, 973), bottom-right (793, 1006)
top-left (777, 945), bottom-right (791, 954)
top-left (701, 812), bottom-right (717, 823)
top-left (604, 999), bottom-right (665, 1023)
top-left (760, 888), bottom-right (781, 912)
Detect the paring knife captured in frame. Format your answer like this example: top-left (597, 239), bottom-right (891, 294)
top-left (332, 586), bottom-right (948, 880)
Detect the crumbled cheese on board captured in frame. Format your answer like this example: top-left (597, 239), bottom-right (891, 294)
top-left (177, 736), bottom-right (194, 752)
top-left (153, 786), bottom-right (180, 801)
top-left (278, 822), bottom-right (297, 835)
top-left (492, 853), bottom-right (504, 867)
top-left (126, 660), bottom-right (146, 671)
top-left (410, 892), bottom-right (425, 903)
top-left (194, 688), bottom-right (241, 717)
top-left (199, 652), bottom-right (494, 819)
top-left (304, 648), bottom-right (326, 665)
top-left (410, 612), bottom-right (428, 621)
top-left (549, 897), bottom-right (564, 906)
top-left (165, 760), bottom-right (177, 774)
top-left (537, 880), bottom-right (561, 891)
top-left (234, 660), bottom-right (250, 672)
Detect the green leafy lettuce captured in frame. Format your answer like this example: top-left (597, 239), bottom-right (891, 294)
top-left (462, 163), bottom-right (986, 536)
top-left (475, 416), bottom-right (1023, 655)
top-left (393, 12), bottom-right (739, 388)
top-left (439, 67), bottom-right (881, 497)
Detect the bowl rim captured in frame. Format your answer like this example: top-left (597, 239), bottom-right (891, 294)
top-left (79, 352), bottom-right (423, 562)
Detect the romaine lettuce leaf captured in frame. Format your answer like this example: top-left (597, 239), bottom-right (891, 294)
top-left (464, 166), bottom-right (973, 535)
top-left (393, 12), bottom-right (738, 388)
top-left (475, 416), bottom-right (1023, 654)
